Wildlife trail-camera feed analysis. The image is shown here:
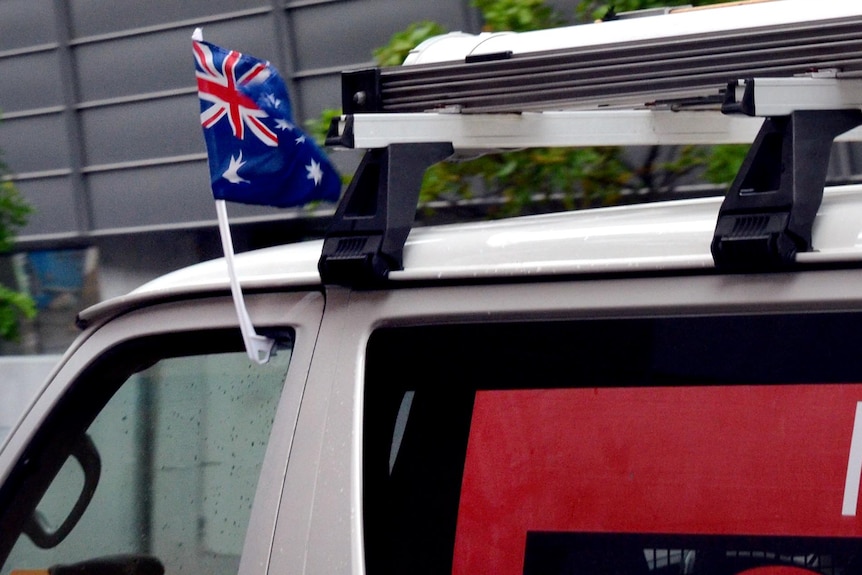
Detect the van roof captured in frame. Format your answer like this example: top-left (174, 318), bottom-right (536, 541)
top-left (76, 185), bottom-right (862, 327)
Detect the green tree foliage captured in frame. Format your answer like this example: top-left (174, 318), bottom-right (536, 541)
top-left (473, 0), bottom-right (563, 31)
top-left (0, 150), bottom-right (35, 341)
top-left (575, 0), bottom-right (729, 23)
top-left (420, 0), bottom-right (590, 215)
top-left (372, 21), bottom-right (448, 67)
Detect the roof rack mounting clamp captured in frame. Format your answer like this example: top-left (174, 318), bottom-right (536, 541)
top-left (342, 68), bottom-right (383, 114)
top-left (711, 109), bottom-right (862, 270)
top-left (318, 142), bottom-right (453, 287)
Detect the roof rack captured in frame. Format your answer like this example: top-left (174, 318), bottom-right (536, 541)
top-left (318, 1), bottom-right (862, 285)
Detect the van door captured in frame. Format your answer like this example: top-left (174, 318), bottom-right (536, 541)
top-left (0, 291), bottom-right (323, 575)
top-left (270, 271), bottom-right (862, 574)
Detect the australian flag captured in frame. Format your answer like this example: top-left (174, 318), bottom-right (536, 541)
top-left (193, 37), bottom-right (341, 208)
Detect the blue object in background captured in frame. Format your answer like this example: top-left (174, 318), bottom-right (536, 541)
top-left (26, 249), bottom-right (88, 311)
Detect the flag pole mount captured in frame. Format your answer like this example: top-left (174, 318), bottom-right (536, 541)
top-left (194, 27), bottom-right (338, 362)
top-left (216, 199), bottom-right (275, 364)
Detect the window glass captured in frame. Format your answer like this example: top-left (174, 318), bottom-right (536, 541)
top-left (0, 330), bottom-right (292, 575)
top-left (363, 314), bottom-right (862, 575)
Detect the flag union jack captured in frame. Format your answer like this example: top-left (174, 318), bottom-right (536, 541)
top-left (194, 42), bottom-right (279, 147)
top-left (193, 36), bottom-right (341, 208)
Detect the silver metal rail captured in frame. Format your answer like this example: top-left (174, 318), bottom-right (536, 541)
top-left (344, 15), bottom-right (862, 114)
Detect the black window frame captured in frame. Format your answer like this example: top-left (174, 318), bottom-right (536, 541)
top-left (363, 312), bottom-right (862, 574)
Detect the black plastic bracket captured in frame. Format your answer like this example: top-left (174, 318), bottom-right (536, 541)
top-left (325, 114), bottom-right (354, 149)
top-left (711, 109), bottom-right (862, 270)
top-left (318, 142), bottom-right (454, 286)
top-left (342, 68), bottom-right (383, 114)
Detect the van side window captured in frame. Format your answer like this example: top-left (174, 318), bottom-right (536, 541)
top-left (364, 316), bottom-right (862, 575)
top-left (0, 330), bottom-right (292, 575)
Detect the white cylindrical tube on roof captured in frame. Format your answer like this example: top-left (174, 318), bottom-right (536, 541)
top-left (403, 0), bottom-right (862, 66)
top-left (403, 32), bottom-right (513, 65)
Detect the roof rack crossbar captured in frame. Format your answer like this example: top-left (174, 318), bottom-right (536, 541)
top-left (318, 142), bottom-right (453, 286)
top-left (712, 79), bottom-right (862, 269)
top-left (329, 76), bottom-right (862, 153)
top-left (329, 110), bottom-right (766, 151)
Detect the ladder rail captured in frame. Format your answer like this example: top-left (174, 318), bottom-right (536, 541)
top-left (403, 0), bottom-right (862, 65)
top-left (345, 16), bottom-right (862, 114)
top-left (389, 20), bottom-right (862, 88)
top-left (383, 45), bottom-right (862, 107)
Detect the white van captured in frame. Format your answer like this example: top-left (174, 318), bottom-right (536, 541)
top-left (4, 2), bottom-right (862, 574)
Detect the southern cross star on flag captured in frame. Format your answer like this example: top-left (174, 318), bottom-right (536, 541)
top-left (193, 38), bottom-right (341, 208)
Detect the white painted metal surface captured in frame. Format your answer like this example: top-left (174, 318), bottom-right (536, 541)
top-left (75, 184), bottom-right (862, 327)
top-left (146, 186), bottom-right (862, 285)
top-left (729, 77), bottom-right (862, 117)
top-left (396, 186), bottom-right (862, 280)
top-left (338, 111), bottom-right (766, 150)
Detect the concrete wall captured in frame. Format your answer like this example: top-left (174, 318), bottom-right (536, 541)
top-left (0, 0), bottom-right (484, 242)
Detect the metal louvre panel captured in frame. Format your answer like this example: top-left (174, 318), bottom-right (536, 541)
top-left (378, 17), bottom-right (862, 112)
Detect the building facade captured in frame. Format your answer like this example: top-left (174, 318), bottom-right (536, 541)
top-left (0, 0), bottom-right (511, 355)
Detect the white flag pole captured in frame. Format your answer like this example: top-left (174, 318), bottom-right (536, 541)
top-left (195, 27), bottom-right (273, 364)
top-left (216, 199), bottom-right (275, 364)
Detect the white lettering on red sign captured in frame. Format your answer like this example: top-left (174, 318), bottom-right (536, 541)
top-left (842, 402), bottom-right (862, 516)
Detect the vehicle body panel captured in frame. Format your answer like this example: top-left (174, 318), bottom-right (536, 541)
top-left (81, 186), bottom-right (862, 324)
top-left (269, 264), bottom-right (862, 574)
top-left (0, 291), bottom-right (324, 575)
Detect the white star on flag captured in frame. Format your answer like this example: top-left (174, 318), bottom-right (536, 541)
top-left (264, 93), bottom-right (281, 108)
top-left (275, 118), bottom-right (294, 131)
top-left (223, 152), bottom-right (249, 184)
top-left (306, 159), bottom-right (324, 186)
top-left (295, 134), bottom-right (307, 145)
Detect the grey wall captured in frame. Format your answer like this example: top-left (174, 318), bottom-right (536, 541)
top-left (0, 0), bottom-right (486, 243)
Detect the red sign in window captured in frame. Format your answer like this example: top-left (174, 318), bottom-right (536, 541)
top-left (453, 385), bottom-right (862, 574)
